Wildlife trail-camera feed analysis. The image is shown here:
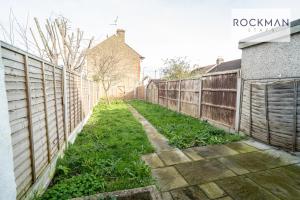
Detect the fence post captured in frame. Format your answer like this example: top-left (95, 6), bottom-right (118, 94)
top-left (72, 75), bottom-right (76, 127)
top-left (265, 84), bottom-right (270, 144)
top-left (234, 72), bottom-right (242, 131)
top-left (62, 67), bottom-right (68, 146)
top-left (53, 66), bottom-right (60, 150)
top-left (157, 82), bottom-right (160, 104)
top-left (177, 80), bottom-right (181, 112)
top-left (293, 80), bottom-right (298, 151)
top-left (24, 55), bottom-right (37, 182)
top-left (68, 73), bottom-right (72, 131)
top-left (0, 47), bottom-right (17, 200)
top-left (41, 62), bottom-right (51, 162)
top-left (166, 81), bottom-right (169, 108)
top-left (88, 80), bottom-right (91, 111)
top-left (198, 78), bottom-right (202, 118)
top-left (249, 83), bottom-right (253, 136)
top-left (80, 73), bottom-right (83, 121)
top-left (238, 79), bottom-right (245, 133)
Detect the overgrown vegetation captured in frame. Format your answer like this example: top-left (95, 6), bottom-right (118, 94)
top-left (161, 57), bottom-right (192, 80)
top-left (41, 101), bottom-right (154, 199)
top-left (128, 100), bottom-right (243, 149)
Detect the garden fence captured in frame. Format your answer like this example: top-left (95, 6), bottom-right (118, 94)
top-left (146, 71), bottom-right (241, 130)
top-left (240, 79), bottom-right (300, 151)
top-left (0, 41), bottom-right (100, 199)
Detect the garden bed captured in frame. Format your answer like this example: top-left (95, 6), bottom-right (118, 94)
top-left (40, 101), bottom-right (155, 199)
top-left (128, 100), bottom-right (243, 149)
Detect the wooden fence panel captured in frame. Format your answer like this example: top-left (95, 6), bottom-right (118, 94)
top-left (167, 81), bottom-right (179, 112)
top-left (28, 57), bottom-right (49, 180)
top-left (45, 63), bottom-right (59, 158)
top-left (2, 47), bottom-right (33, 199)
top-left (158, 82), bottom-right (167, 107)
top-left (201, 73), bottom-right (237, 127)
top-left (54, 68), bottom-right (64, 147)
top-left (1, 42), bottom-right (101, 199)
top-left (240, 79), bottom-right (300, 151)
top-left (180, 79), bottom-right (199, 117)
top-left (147, 72), bottom-right (238, 128)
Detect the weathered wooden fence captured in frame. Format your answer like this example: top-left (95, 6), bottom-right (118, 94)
top-left (240, 79), bottom-right (300, 151)
top-left (1, 42), bottom-right (100, 199)
top-left (146, 71), bottom-right (241, 130)
top-left (135, 85), bottom-right (145, 100)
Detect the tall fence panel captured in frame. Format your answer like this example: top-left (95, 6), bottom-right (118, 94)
top-left (201, 73), bottom-right (237, 127)
top-left (1, 42), bottom-right (101, 199)
top-left (147, 71), bottom-right (240, 129)
top-left (240, 79), bottom-right (300, 151)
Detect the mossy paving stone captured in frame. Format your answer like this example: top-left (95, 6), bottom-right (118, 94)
top-left (160, 192), bottom-right (173, 200)
top-left (218, 157), bottom-right (250, 175)
top-left (246, 166), bottom-right (300, 200)
top-left (182, 148), bottom-right (204, 161)
top-left (216, 176), bottom-right (280, 200)
top-left (170, 186), bottom-right (209, 200)
top-left (152, 166), bottom-right (188, 191)
top-left (175, 159), bottom-right (236, 185)
top-left (199, 182), bottom-right (226, 199)
top-left (142, 153), bottom-right (165, 168)
top-left (217, 151), bottom-right (290, 173)
top-left (157, 149), bottom-right (191, 166)
top-left (225, 142), bottom-right (258, 153)
top-left (190, 145), bottom-right (239, 159)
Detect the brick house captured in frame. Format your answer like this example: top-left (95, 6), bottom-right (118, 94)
top-left (87, 29), bottom-right (144, 97)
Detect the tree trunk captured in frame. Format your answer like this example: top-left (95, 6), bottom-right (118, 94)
top-left (101, 81), bottom-right (110, 104)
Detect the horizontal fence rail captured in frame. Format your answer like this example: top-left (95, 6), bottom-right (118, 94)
top-left (146, 72), bottom-right (241, 130)
top-left (0, 42), bottom-right (100, 199)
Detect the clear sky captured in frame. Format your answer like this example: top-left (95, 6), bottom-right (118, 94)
top-left (1, 0), bottom-right (300, 78)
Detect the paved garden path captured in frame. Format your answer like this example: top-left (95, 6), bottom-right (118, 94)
top-left (129, 105), bottom-right (300, 200)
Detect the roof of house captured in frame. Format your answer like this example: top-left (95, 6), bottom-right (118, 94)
top-left (208, 59), bottom-right (241, 73)
top-left (90, 31), bottom-right (144, 59)
top-left (149, 79), bottom-right (161, 85)
top-left (191, 64), bottom-right (215, 76)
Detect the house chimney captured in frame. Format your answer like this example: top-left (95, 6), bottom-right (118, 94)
top-left (116, 29), bottom-right (125, 43)
top-left (216, 57), bottom-right (224, 65)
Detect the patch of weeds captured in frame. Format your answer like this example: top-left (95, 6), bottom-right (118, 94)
top-left (128, 100), bottom-right (243, 149)
top-left (40, 101), bottom-right (154, 199)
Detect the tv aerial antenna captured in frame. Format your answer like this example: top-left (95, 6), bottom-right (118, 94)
top-left (109, 16), bottom-right (118, 26)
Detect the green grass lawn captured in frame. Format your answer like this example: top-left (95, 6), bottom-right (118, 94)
top-left (41, 101), bottom-right (154, 200)
top-left (128, 100), bottom-right (243, 149)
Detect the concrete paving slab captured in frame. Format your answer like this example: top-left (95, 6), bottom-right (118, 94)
top-left (216, 176), bottom-right (280, 200)
top-left (217, 157), bottom-right (250, 175)
top-left (142, 153), bottom-right (165, 168)
top-left (263, 149), bottom-right (300, 165)
top-left (158, 149), bottom-right (191, 166)
top-left (246, 166), bottom-right (300, 200)
top-left (242, 140), bottom-right (272, 150)
top-left (182, 148), bottom-right (204, 161)
top-left (152, 166), bottom-right (188, 191)
top-left (217, 150), bottom-right (294, 173)
top-left (191, 145), bottom-right (239, 159)
top-left (225, 141), bottom-right (259, 153)
top-left (199, 182), bottom-right (226, 199)
top-left (175, 159), bottom-right (236, 185)
top-left (170, 186), bottom-right (209, 200)
top-left (217, 197), bottom-right (233, 200)
top-left (160, 192), bottom-right (173, 200)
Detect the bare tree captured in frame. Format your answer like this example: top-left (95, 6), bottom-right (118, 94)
top-left (0, 9), bottom-right (33, 52)
top-left (31, 16), bottom-right (93, 71)
top-left (90, 48), bottom-right (123, 104)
